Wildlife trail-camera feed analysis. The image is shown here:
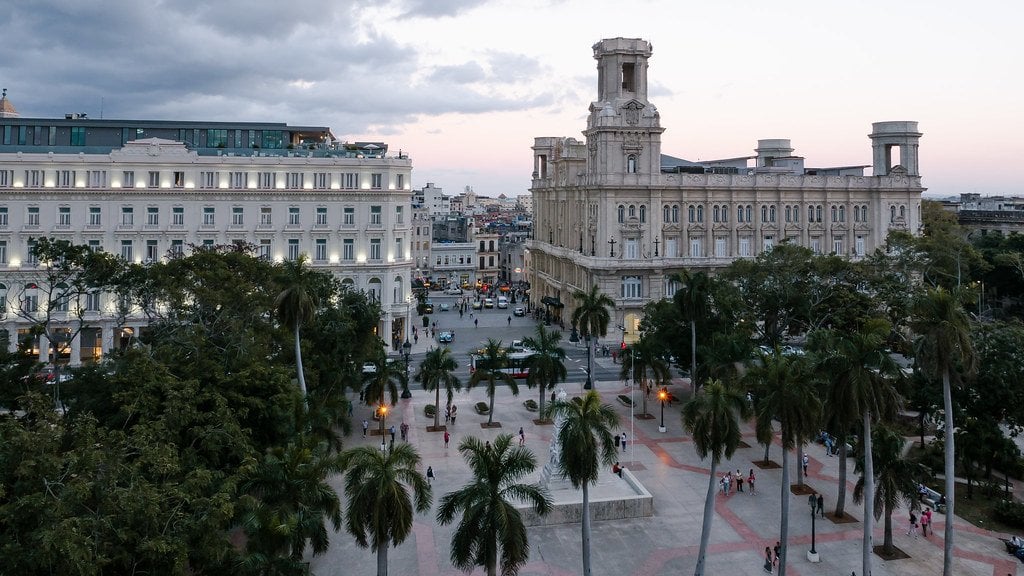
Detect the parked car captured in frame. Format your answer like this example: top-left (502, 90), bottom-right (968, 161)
top-left (422, 300), bottom-right (434, 314)
top-left (513, 306), bottom-right (526, 317)
top-left (438, 331), bottom-right (454, 344)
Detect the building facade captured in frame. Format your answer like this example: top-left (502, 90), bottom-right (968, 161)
top-left (0, 111), bottom-right (413, 363)
top-left (528, 38), bottom-right (925, 340)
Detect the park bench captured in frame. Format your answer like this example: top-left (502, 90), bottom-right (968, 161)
top-left (920, 485), bottom-right (946, 514)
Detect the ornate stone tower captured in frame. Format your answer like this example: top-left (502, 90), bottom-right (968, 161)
top-left (584, 38), bottom-right (664, 186)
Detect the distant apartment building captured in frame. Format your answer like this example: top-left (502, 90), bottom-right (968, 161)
top-left (946, 193), bottom-right (1024, 236)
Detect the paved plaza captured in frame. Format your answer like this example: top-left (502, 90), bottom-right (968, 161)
top-left (310, 310), bottom-right (1020, 576)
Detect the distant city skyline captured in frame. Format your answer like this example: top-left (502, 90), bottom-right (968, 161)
top-left (1, 0), bottom-right (1020, 197)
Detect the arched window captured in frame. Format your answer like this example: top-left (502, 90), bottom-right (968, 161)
top-left (839, 206), bottom-right (845, 222)
top-left (899, 205), bottom-right (906, 219)
top-left (628, 205), bottom-right (636, 218)
top-left (761, 206), bottom-right (768, 222)
top-left (663, 205), bottom-right (671, 222)
top-left (815, 206), bottom-right (822, 222)
top-left (792, 205), bottom-right (799, 223)
top-left (639, 205), bottom-right (646, 223)
top-left (831, 206), bottom-right (838, 222)
top-left (714, 205), bottom-right (720, 222)
top-left (785, 206), bottom-right (791, 222)
top-left (808, 206), bottom-right (814, 222)
top-left (393, 275), bottom-right (404, 302)
top-left (890, 205), bottom-right (896, 222)
top-left (697, 206), bottom-right (704, 223)
top-left (688, 205), bottom-right (695, 223)
top-left (745, 206), bottom-right (752, 222)
top-left (626, 154), bottom-right (637, 174)
top-left (368, 278), bottom-right (382, 303)
top-left (617, 205), bottom-right (625, 223)
top-left (672, 205), bottom-right (679, 223)
top-left (737, 205), bottom-right (744, 223)
top-left (721, 206), bottom-right (727, 223)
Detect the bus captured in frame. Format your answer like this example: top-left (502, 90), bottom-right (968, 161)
top-left (469, 350), bottom-right (533, 379)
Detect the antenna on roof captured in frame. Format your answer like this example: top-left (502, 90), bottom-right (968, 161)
top-left (1, 88), bottom-right (6, 98)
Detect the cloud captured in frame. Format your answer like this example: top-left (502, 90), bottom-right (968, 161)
top-left (0, 0), bottom-right (551, 135)
top-left (398, 0), bottom-right (490, 18)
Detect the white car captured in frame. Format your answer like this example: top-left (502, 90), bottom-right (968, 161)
top-left (444, 287), bottom-right (463, 295)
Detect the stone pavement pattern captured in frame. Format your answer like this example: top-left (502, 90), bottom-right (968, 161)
top-left (309, 358), bottom-right (1021, 576)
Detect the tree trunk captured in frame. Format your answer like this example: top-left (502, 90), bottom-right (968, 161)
top-left (539, 384), bottom-right (546, 422)
top-left (779, 448), bottom-right (790, 576)
top-left (434, 387), bottom-right (441, 429)
top-left (582, 483), bottom-right (592, 576)
top-left (942, 368), bottom-right (955, 576)
top-left (690, 319), bottom-right (697, 394)
top-left (585, 336), bottom-right (593, 389)
top-left (763, 442), bottom-right (770, 464)
top-left (640, 375), bottom-right (649, 416)
top-left (294, 324), bottom-right (307, 397)
top-left (796, 444), bottom-right (804, 486)
top-left (835, 439), bottom-right (848, 518)
top-left (487, 540), bottom-right (498, 576)
top-left (377, 541), bottom-right (389, 576)
top-left (883, 501), bottom-right (894, 555)
top-left (919, 410), bottom-right (927, 448)
top-left (488, 387), bottom-right (495, 425)
top-left (862, 412), bottom-right (875, 576)
top-left (693, 460), bottom-right (718, 576)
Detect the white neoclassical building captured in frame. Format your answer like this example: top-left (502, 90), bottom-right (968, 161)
top-left (0, 106), bottom-right (414, 363)
top-left (528, 38), bottom-right (925, 341)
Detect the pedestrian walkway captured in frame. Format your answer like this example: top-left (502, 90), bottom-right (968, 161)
top-left (309, 380), bottom-right (1021, 576)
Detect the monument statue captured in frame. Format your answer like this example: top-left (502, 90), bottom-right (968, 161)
top-left (539, 388), bottom-right (568, 487)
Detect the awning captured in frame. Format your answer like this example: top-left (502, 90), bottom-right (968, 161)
top-left (541, 296), bottom-right (564, 308)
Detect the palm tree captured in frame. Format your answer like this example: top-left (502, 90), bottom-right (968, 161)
top-left (521, 324), bottom-right (567, 421)
top-left (618, 336), bottom-right (671, 417)
top-left (672, 269), bottom-right (712, 393)
top-left (275, 255), bottom-right (319, 398)
top-left (415, 347), bottom-right (462, 430)
top-left (239, 437), bottom-right (344, 567)
top-left (340, 443), bottom-right (432, 576)
top-left (363, 353), bottom-right (402, 436)
top-left (468, 338), bottom-right (519, 425)
top-left (747, 348), bottom-right (821, 576)
top-left (682, 379), bottom-right (751, 576)
top-left (853, 424), bottom-right (930, 557)
top-left (911, 287), bottom-right (975, 576)
top-left (571, 285), bottom-right (614, 390)
top-left (812, 318), bottom-right (901, 576)
top-left (437, 434), bottom-right (553, 576)
top-left (545, 390), bottom-right (619, 576)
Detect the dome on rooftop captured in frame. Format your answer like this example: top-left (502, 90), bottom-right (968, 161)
top-left (0, 89), bottom-right (19, 118)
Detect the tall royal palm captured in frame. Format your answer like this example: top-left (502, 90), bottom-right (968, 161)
top-left (275, 254), bottom-right (319, 398)
top-left (672, 270), bottom-right (712, 393)
top-left (682, 380), bottom-right (751, 576)
top-left (853, 424), bottom-right (930, 557)
top-left (747, 349), bottom-right (821, 576)
top-left (437, 434), bottom-right (553, 576)
top-left (812, 318), bottom-right (901, 576)
top-left (522, 324), bottom-right (567, 421)
top-left (414, 347), bottom-right (462, 430)
top-left (619, 335), bottom-right (671, 417)
top-left (911, 287), bottom-right (975, 576)
top-left (363, 353), bottom-right (403, 436)
top-left (468, 338), bottom-right (519, 426)
top-left (545, 390), bottom-right (619, 576)
top-left (571, 285), bottom-right (614, 390)
top-left (340, 443), bottom-right (432, 576)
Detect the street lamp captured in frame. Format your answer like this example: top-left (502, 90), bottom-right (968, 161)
top-left (807, 493), bottom-right (820, 562)
top-left (657, 387), bottom-right (668, 433)
top-left (379, 403), bottom-right (389, 451)
top-left (401, 339), bottom-right (412, 398)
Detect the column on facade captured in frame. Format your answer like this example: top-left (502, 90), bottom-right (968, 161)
top-left (101, 324), bottom-right (114, 358)
top-left (38, 333), bottom-right (50, 363)
top-left (69, 331), bottom-right (82, 367)
top-left (6, 326), bottom-right (17, 353)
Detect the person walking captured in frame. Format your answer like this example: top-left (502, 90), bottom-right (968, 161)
top-left (748, 468), bottom-right (756, 495)
top-left (773, 542), bottom-right (780, 567)
top-left (620, 432), bottom-right (627, 452)
top-left (507, 315), bottom-right (512, 326)
top-left (518, 427), bottom-right (525, 446)
top-left (802, 453), bottom-right (809, 476)
top-left (400, 421), bottom-right (409, 441)
top-left (362, 419), bottom-right (368, 438)
top-left (724, 471), bottom-right (732, 496)
top-left (450, 404), bottom-right (457, 425)
top-left (816, 493), bottom-right (824, 518)
top-left (389, 425), bottom-right (396, 444)
top-left (735, 468), bottom-right (744, 492)
top-left (445, 404), bottom-right (451, 424)
top-left (474, 318), bottom-right (479, 328)
top-left (763, 546), bottom-right (773, 573)
top-left (426, 465), bottom-right (434, 485)
top-left (921, 507), bottom-right (931, 536)
top-left (444, 430), bottom-right (451, 449)
top-left (906, 510), bottom-right (919, 538)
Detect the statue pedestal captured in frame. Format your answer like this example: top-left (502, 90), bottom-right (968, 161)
top-left (806, 551), bottom-right (820, 563)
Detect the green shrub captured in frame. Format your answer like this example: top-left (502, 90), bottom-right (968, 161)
top-left (523, 399), bottom-right (538, 412)
top-left (994, 500), bottom-right (1024, 528)
top-left (475, 401), bottom-right (490, 414)
top-left (425, 404), bottom-right (436, 418)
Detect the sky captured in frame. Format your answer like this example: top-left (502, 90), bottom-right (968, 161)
top-left (1, 0), bottom-right (1021, 198)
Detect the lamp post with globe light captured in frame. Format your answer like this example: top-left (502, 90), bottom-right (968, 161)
top-left (807, 493), bottom-right (820, 562)
top-left (401, 339), bottom-right (412, 398)
top-left (657, 387), bottom-right (668, 433)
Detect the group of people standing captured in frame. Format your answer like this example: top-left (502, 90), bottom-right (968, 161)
top-left (721, 469), bottom-right (757, 495)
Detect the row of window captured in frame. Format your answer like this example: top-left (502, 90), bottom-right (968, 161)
top-left (620, 203), bottom-right (901, 225)
top-left (0, 204), bottom-right (403, 228)
top-left (0, 237), bottom-right (407, 266)
top-left (0, 169), bottom-right (402, 190)
top-left (0, 126), bottom-right (297, 149)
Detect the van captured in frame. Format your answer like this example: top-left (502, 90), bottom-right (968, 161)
top-left (497, 296), bottom-right (509, 309)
